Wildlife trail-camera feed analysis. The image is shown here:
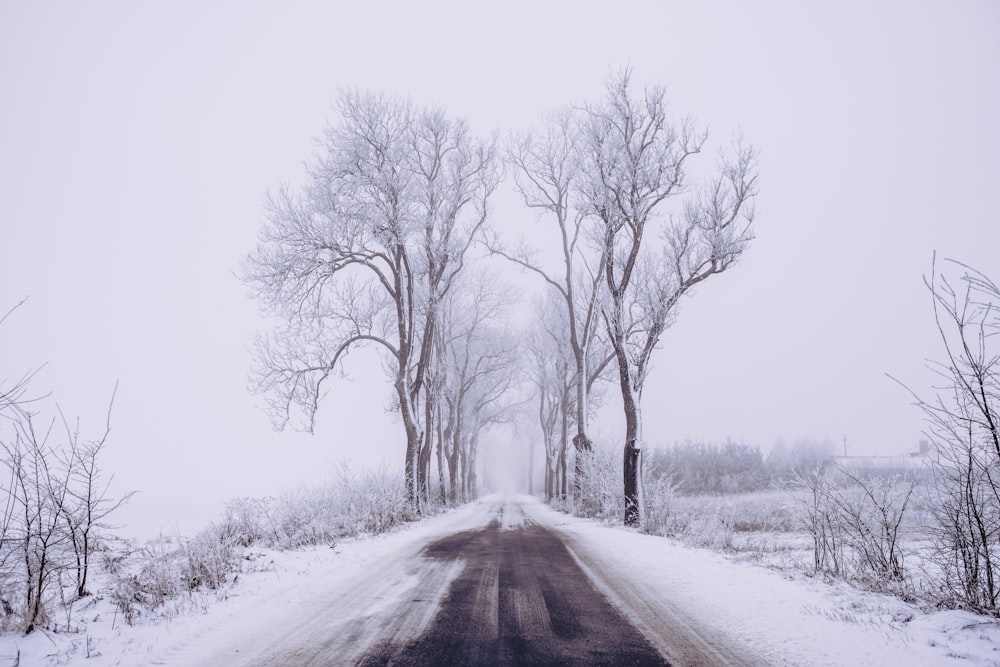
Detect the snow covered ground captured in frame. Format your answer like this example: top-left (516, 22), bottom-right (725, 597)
top-left (1, 495), bottom-right (997, 666)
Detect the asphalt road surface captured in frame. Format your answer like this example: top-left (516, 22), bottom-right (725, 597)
top-left (202, 497), bottom-right (754, 667)
top-left (358, 508), bottom-right (668, 666)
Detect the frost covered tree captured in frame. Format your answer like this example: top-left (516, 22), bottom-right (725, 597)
top-left (525, 295), bottom-right (574, 501)
top-left (437, 274), bottom-right (517, 502)
top-left (243, 89), bottom-right (498, 507)
top-left (578, 70), bottom-right (758, 525)
top-left (494, 109), bottom-right (614, 497)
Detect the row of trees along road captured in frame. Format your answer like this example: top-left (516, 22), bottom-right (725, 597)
top-left (244, 70), bottom-right (758, 525)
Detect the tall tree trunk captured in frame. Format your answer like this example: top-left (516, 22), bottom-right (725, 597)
top-left (418, 437), bottom-right (432, 506)
top-left (618, 363), bottom-right (643, 527)
top-left (446, 416), bottom-right (460, 503)
top-left (559, 392), bottom-right (570, 502)
top-left (573, 348), bottom-right (593, 490)
top-left (544, 453), bottom-right (553, 501)
top-left (418, 392), bottom-right (432, 505)
top-left (447, 446), bottom-right (459, 504)
top-left (467, 433), bottom-right (479, 499)
top-left (397, 378), bottom-right (421, 508)
top-left (459, 442), bottom-right (467, 501)
top-left (435, 404), bottom-right (447, 504)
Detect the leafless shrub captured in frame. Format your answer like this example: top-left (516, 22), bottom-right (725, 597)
top-left (792, 463), bottom-right (847, 577)
top-left (57, 388), bottom-right (135, 599)
top-left (2, 413), bottom-right (73, 634)
top-left (893, 257), bottom-right (1000, 613)
top-left (792, 463), bottom-right (917, 588)
top-left (835, 469), bottom-right (916, 585)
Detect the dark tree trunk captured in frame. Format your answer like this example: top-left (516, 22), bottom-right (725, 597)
top-left (623, 439), bottom-right (641, 526)
top-left (617, 361), bottom-right (642, 527)
top-left (559, 394), bottom-right (569, 501)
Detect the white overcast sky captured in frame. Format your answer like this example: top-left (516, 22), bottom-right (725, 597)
top-left (2, 1), bottom-right (998, 537)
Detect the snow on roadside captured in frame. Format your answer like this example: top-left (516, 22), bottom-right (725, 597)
top-left (1, 495), bottom-right (997, 666)
top-left (0, 501), bottom-right (493, 666)
top-left (525, 498), bottom-right (1000, 666)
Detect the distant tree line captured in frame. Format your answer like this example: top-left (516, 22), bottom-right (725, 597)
top-left (643, 439), bottom-right (843, 496)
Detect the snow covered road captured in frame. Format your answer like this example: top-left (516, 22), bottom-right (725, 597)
top-left (15, 494), bottom-right (996, 665)
top-left (183, 496), bottom-right (751, 665)
top-left (150, 495), bottom-right (997, 666)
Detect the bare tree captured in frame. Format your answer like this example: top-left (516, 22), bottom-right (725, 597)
top-left (243, 89), bottom-right (498, 507)
top-left (578, 69), bottom-right (758, 525)
top-left (57, 385), bottom-right (134, 598)
top-left (3, 414), bottom-right (72, 634)
top-left (525, 296), bottom-right (574, 501)
top-left (493, 109), bottom-right (613, 496)
top-left (434, 271), bottom-right (517, 502)
top-left (895, 256), bottom-right (1000, 611)
top-left (793, 463), bottom-right (846, 577)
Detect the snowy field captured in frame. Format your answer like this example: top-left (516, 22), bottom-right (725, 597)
top-left (0, 494), bottom-right (996, 666)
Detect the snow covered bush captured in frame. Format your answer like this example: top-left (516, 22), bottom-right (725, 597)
top-left (328, 462), bottom-right (411, 536)
top-left (260, 465), bottom-right (410, 548)
top-left (107, 528), bottom-right (246, 626)
top-left (219, 496), bottom-right (278, 547)
top-left (574, 444), bottom-right (622, 521)
top-left (181, 526), bottom-right (241, 592)
top-left (108, 464), bottom-right (413, 625)
top-left (641, 472), bottom-right (680, 537)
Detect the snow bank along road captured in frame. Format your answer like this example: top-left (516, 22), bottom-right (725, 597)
top-left (8, 494), bottom-right (988, 664)
top-left (179, 495), bottom-right (755, 666)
